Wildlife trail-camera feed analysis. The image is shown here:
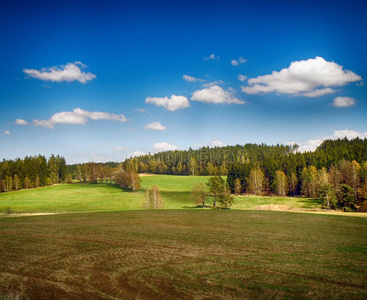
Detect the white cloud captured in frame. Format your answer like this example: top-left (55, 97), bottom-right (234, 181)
top-left (294, 129), bottom-right (367, 152)
top-left (129, 151), bottom-right (147, 158)
top-left (4, 130), bottom-right (11, 135)
top-left (144, 121), bottom-right (167, 131)
top-left (33, 119), bottom-right (54, 129)
top-left (183, 75), bottom-right (205, 82)
top-left (303, 88), bottom-right (336, 98)
top-left (145, 95), bottom-right (190, 111)
top-left (153, 142), bottom-right (179, 152)
top-left (202, 80), bottom-right (224, 88)
top-left (231, 57), bottom-right (247, 66)
top-left (32, 108), bottom-right (127, 129)
top-left (238, 74), bottom-right (248, 82)
top-left (296, 139), bottom-right (324, 152)
top-left (191, 85), bottom-right (245, 105)
top-left (135, 108), bottom-right (146, 113)
top-left (208, 138), bottom-right (226, 147)
top-left (231, 60), bottom-right (239, 66)
top-left (241, 57), bottom-right (362, 97)
top-left (333, 96), bottom-right (356, 107)
top-left (23, 62), bottom-right (96, 83)
top-left (332, 129), bottom-right (367, 140)
top-left (15, 119), bottom-right (29, 125)
top-left (203, 54), bottom-right (220, 60)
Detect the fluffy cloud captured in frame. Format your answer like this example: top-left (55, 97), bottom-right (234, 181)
top-left (23, 62), bottom-right (96, 83)
top-left (15, 119), bottom-right (29, 125)
top-left (241, 57), bottom-right (362, 97)
top-left (302, 88), bottom-right (336, 98)
top-left (33, 119), bottom-right (54, 129)
top-left (33, 108), bottom-right (127, 129)
top-left (332, 129), bottom-right (367, 139)
top-left (238, 74), bottom-right (248, 82)
top-left (333, 96), bottom-right (356, 107)
top-left (153, 142), bottom-right (179, 152)
top-left (231, 57), bottom-right (247, 66)
top-left (145, 95), bottom-right (190, 111)
top-left (144, 121), bottom-right (167, 130)
top-left (203, 54), bottom-right (220, 60)
top-left (129, 151), bottom-right (147, 158)
top-left (191, 85), bottom-right (244, 104)
top-left (208, 137), bottom-right (226, 147)
top-left (183, 75), bottom-right (205, 82)
top-left (294, 129), bottom-right (367, 152)
top-left (4, 130), bottom-right (11, 135)
top-left (202, 80), bottom-right (224, 88)
top-left (231, 60), bottom-right (239, 66)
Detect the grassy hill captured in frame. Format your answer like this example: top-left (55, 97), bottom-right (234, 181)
top-left (1, 210), bottom-right (366, 299)
top-left (0, 175), bottom-right (322, 214)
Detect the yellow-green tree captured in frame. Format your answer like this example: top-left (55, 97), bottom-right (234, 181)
top-left (301, 166), bottom-right (318, 198)
top-left (274, 170), bottom-right (287, 196)
top-left (234, 178), bottom-right (242, 195)
top-left (248, 167), bottom-right (264, 195)
top-left (144, 186), bottom-right (164, 209)
top-left (289, 172), bottom-right (298, 196)
top-left (191, 182), bottom-right (207, 207)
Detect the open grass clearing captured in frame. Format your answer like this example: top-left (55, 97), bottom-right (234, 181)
top-left (0, 210), bottom-right (366, 299)
top-left (1, 175), bottom-right (322, 214)
top-left (1, 175), bottom-right (366, 218)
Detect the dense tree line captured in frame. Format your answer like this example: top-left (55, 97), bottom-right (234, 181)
top-left (123, 137), bottom-right (366, 178)
top-left (0, 155), bottom-right (66, 192)
top-left (226, 138), bottom-right (367, 211)
top-left (121, 144), bottom-right (296, 176)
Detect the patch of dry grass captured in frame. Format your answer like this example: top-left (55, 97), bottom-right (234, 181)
top-left (0, 210), bottom-right (366, 299)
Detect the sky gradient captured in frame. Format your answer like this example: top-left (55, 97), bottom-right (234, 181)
top-left (1, 0), bottom-right (366, 163)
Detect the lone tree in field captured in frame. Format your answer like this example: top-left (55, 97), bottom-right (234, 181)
top-left (206, 176), bottom-right (226, 208)
top-left (217, 183), bottom-right (234, 209)
top-left (144, 186), bottom-right (164, 209)
top-left (191, 182), bottom-right (207, 207)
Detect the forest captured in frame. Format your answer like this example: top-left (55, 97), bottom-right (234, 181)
top-left (119, 137), bottom-right (367, 211)
top-left (0, 155), bottom-right (66, 191)
top-left (1, 138), bottom-right (367, 211)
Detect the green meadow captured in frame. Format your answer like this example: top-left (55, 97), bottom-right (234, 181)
top-left (0, 175), bottom-right (321, 214)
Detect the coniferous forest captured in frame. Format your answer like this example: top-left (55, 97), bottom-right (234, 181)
top-left (0, 155), bottom-right (67, 192)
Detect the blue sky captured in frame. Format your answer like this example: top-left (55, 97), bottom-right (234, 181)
top-left (1, 0), bottom-right (366, 163)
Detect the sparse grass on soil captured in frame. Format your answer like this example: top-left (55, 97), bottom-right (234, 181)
top-left (0, 210), bottom-right (366, 299)
top-left (0, 175), bottom-right (322, 214)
